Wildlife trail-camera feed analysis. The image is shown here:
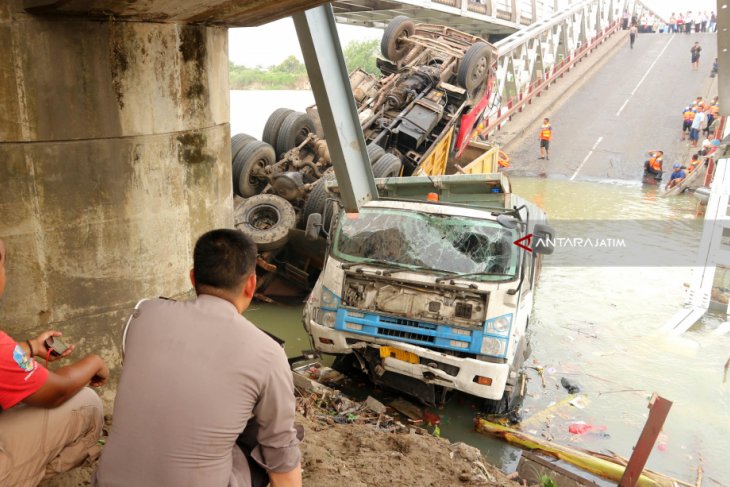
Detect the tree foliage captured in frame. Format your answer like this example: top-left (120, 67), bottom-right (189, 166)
top-left (229, 39), bottom-right (380, 90)
top-left (343, 39), bottom-right (379, 75)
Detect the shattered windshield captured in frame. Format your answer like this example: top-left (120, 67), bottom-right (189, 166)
top-left (332, 207), bottom-right (519, 281)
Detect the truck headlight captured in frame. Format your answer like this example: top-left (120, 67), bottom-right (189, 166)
top-left (480, 337), bottom-right (506, 356)
top-left (321, 310), bottom-right (337, 328)
top-left (321, 288), bottom-right (338, 306)
top-left (485, 314), bottom-right (512, 337)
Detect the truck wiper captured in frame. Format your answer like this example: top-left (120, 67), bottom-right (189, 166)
top-left (341, 260), bottom-right (402, 271)
top-left (381, 265), bottom-right (440, 276)
top-left (434, 271), bottom-right (513, 283)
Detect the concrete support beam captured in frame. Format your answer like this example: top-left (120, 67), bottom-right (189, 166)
top-left (0, 2), bottom-right (232, 396)
top-left (293, 4), bottom-right (378, 212)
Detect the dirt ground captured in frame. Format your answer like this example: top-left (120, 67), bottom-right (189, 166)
top-left (39, 410), bottom-right (521, 487)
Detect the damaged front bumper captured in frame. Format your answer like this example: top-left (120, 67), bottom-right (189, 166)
top-left (308, 318), bottom-right (509, 400)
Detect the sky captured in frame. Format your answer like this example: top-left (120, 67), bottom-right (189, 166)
top-left (229, 19), bottom-right (381, 68)
top-left (228, 0), bottom-right (718, 68)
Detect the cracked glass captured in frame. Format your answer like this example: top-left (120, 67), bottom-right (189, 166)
top-left (332, 208), bottom-right (520, 280)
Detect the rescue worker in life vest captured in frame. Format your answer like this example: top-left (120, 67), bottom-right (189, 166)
top-left (538, 118), bottom-right (552, 160)
top-left (643, 150), bottom-right (663, 179)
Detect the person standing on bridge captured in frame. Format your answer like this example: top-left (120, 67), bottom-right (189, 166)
top-left (682, 106), bottom-right (695, 141)
top-left (691, 42), bottom-right (702, 71)
top-left (538, 118), bottom-right (552, 160)
top-left (629, 24), bottom-right (637, 49)
top-left (690, 106), bottom-right (706, 148)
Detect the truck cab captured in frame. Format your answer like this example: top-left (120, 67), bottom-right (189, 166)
top-left (302, 173), bottom-right (553, 412)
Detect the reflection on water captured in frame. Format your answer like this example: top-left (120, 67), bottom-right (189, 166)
top-left (232, 89), bottom-right (728, 484)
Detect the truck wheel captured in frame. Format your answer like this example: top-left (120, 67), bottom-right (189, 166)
top-left (234, 194), bottom-right (296, 251)
top-left (366, 143), bottom-right (385, 164)
top-left (381, 16), bottom-right (415, 62)
top-left (231, 133), bottom-right (256, 161)
top-left (300, 172), bottom-right (337, 233)
top-left (482, 379), bottom-right (525, 415)
top-left (275, 112), bottom-right (316, 158)
top-left (457, 42), bottom-right (492, 95)
top-left (372, 153), bottom-right (402, 178)
top-left (262, 108), bottom-right (294, 147)
top-left (233, 141), bottom-right (275, 198)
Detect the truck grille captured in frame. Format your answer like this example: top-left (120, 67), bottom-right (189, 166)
top-left (377, 327), bottom-right (435, 343)
top-left (380, 316), bottom-right (437, 330)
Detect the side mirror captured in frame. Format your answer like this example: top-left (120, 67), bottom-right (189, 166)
top-left (305, 213), bottom-right (322, 240)
top-left (532, 223), bottom-right (555, 255)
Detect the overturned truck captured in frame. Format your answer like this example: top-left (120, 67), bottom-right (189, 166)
top-left (231, 17), bottom-right (501, 297)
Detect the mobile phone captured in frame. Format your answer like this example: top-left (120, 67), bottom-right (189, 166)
top-left (44, 336), bottom-right (70, 356)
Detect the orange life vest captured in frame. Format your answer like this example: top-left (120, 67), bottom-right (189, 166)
top-left (683, 110), bottom-right (695, 121)
top-left (688, 159), bottom-right (700, 172)
top-left (539, 125), bottom-right (552, 140)
top-left (648, 157), bottom-right (662, 171)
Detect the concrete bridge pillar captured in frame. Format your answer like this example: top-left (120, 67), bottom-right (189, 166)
top-left (0, 1), bottom-right (232, 394)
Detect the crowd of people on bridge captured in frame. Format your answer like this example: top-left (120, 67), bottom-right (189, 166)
top-left (682, 96), bottom-right (719, 148)
top-left (621, 10), bottom-right (716, 34)
top-left (644, 95), bottom-right (721, 190)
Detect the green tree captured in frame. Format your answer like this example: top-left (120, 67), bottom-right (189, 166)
top-left (343, 39), bottom-right (380, 75)
top-left (272, 55), bottom-right (306, 75)
top-left (228, 39), bottom-right (381, 89)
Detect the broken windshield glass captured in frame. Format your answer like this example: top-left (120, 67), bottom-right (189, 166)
top-left (332, 207), bottom-right (519, 280)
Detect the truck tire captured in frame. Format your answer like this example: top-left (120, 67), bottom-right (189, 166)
top-left (300, 172), bottom-right (337, 233)
top-left (275, 111), bottom-right (316, 158)
top-left (482, 388), bottom-right (522, 415)
top-left (372, 153), bottom-right (402, 178)
top-left (231, 133), bottom-right (256, 161)
top-left (262, 108), bottom-right (294, 147)
top-left (381, 16), bottom-right (415, 62)
top-left (233, 141), bottom-right (275, 198)
top-left (366, 143), bottom-right (385, 164)
top-left (234, 194), bottom-right (296, 251)
top-left (457, 42), bottom-right (492, 95)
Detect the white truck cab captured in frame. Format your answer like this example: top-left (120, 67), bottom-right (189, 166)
top-left (302, 173), bottom-right (552, 412)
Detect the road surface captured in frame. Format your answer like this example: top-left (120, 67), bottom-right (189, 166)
top-left (506, 32), bottom-right (718, 182)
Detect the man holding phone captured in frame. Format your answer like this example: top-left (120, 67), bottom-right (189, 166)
top-left (0, 239), bottom-right (110, 487)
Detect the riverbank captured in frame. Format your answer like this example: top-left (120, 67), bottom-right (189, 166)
top-left (40, 381), bottom-right (522, 487)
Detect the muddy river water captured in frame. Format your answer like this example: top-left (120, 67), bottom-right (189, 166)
top-left (233, 91), bottom-right (730, 485)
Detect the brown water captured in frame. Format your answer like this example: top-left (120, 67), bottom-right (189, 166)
top-left (244, 177), bottom-right (729, 485)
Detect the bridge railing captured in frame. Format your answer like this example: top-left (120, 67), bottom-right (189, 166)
top-left (478, 0), bottom-right (657, 138)
top-left (425, 0), bottom-right (571, 26)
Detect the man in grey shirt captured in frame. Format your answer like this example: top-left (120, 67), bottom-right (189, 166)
top-left (94, 229), bottom-right (302, 487)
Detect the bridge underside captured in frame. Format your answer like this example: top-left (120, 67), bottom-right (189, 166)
top-left (333, 0), bottom-right (519, 38)
top-left (22, 0), bottom-right (329, 26)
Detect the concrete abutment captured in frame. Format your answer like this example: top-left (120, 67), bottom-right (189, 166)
top-left (0, 2), bottom-right (233, 392)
